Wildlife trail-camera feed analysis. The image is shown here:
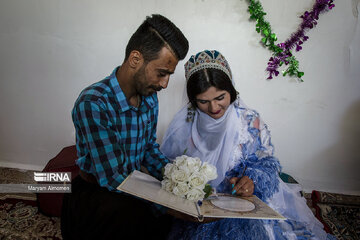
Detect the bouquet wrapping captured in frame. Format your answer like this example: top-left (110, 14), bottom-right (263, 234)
top-left (161, 155), bottom-right (217, 201)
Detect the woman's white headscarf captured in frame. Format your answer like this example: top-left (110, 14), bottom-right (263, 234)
top-left (161, 50), bottom-right (252, 187)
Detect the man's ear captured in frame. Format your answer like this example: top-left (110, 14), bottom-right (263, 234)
top-left (128, 50), bottom-right (144, 69)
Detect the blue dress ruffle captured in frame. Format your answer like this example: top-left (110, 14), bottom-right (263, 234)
top-left (168, 218), bottom-right (270, 240)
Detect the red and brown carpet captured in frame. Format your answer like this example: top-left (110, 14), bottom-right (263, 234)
top-left (311, 190), bottom-right (360, 240)
top-left (0, 193), bottom-right (62, 239)
top-left (0, 167), bottom-right (61, 239)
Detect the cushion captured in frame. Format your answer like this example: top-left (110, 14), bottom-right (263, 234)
top-left (36, 145), bottom-right (79, 217)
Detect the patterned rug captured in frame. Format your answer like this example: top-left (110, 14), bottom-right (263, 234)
top-left (0, 167), bottom-right (62, 239)
top-left (311, 190), bottom-right (360, 240)
top-left (0, 194), bottom-right (62, 239)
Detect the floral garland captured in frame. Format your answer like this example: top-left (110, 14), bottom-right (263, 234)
top-left (248, 0), bottom-right (335, 81)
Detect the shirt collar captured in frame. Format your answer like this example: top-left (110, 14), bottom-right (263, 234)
top-left (109, 66), bottom-right (157, 113)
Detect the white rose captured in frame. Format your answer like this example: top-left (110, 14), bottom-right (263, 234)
top-left (186, 157), bottom-right (202, 172)
top-left (164, 163), bottom-right (174, 178)
top-left (172, 182), bottom-right (190, 197)
top-left (186, 187), bottom-right (205, 201)
top-left (200, 162), bottom-right (218, 181)
top-left (188, 172), bottom-right (206, 189)
top-left (171, 167), bottom-right (190, 183)
top-left (161, 179), bottom-right (174, 192)
top-left (174, 155), bottom-right (188, 168)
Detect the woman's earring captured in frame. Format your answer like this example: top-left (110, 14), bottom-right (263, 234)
top-left (235, 93), bottom-right (240, 107)
top-left (186, 106), bottom-right (195, 122)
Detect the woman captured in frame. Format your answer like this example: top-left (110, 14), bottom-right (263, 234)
top-left (161, 50), bottom-right (335, 240)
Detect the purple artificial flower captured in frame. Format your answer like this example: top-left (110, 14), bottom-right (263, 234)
top-left (266, 56), bottom-right (282, 79)
top-left (264, 0), bottom-right (335, 80)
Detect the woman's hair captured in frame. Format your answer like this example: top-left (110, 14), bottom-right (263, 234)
top-left (187, 68), bottom-right (237, 108)
top-left (125, 14), bottom-right (189, 62)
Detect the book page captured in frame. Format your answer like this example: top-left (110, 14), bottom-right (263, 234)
top-left (200, 194), bottom-right (286, 220)
top-left (117, 170), bottom-right (199, 218)
top-left (118, 170), bottom-right (285, 220)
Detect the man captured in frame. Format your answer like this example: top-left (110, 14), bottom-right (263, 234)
top-left (61, 14), bottom-right (188, 239)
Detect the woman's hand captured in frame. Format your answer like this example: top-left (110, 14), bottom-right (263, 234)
top-left (229, 176), bottom-right (254, 197)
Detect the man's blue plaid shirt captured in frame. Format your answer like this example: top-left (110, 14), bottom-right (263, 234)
top-left (72, 67), bottom-right (169, 191)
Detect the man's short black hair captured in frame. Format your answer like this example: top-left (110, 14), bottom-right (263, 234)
top-left (125, 14), bottom-right (189, 62)
top-left (187, 68), bottom-right (237, 108)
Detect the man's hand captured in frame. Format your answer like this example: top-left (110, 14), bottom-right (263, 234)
top-left (229, 176), bottom-right (254, 197)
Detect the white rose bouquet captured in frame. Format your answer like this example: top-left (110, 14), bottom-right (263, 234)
top-left (161, 155), bottom-right (217, 202)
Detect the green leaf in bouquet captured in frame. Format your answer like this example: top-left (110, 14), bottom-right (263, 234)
top-left (182, 148), bottom-right (188, 155)
top-left (203, 184), bottom-right (213, 199)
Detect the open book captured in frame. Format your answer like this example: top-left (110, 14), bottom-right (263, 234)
top-left (117, 170), bottom-right (285, 222)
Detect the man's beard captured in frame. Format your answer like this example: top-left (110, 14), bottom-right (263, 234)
top-left (133, 65), bottom-right (162, 96)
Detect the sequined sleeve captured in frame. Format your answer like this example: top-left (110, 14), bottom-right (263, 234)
top-left (225, 109), bottom-right (281, 202)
